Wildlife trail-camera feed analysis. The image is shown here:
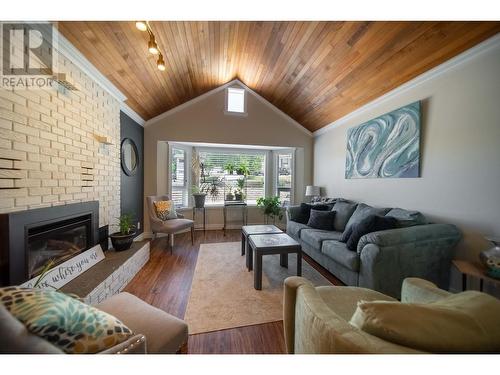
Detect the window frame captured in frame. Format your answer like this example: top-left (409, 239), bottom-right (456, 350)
top-left (273, 149), bottom-right (295, 206)
top-left (224, 87), bottom-right (248, 117)
top-left (197, 146), bottom-right (267, 206)
top-left (168, 143), bottom-right (191, 208)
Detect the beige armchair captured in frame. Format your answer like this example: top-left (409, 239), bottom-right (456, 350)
top-left (283, 277), bottom-right (452, 354)
top-left (146, 195), bottom-right (195, 252)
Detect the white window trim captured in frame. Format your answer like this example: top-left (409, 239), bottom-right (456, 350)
top-left (168, 142), bottom-right (295, 209)
top-left (224, 87), bottom-right (248, 117)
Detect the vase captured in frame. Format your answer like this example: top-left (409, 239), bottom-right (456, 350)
top-left (480, 237), bottom-right (500, 279)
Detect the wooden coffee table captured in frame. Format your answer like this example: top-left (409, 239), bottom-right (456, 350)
top-left (241, 225), bottom-right (283, 269)
top-left (248, 233), bottom-right (302, 290)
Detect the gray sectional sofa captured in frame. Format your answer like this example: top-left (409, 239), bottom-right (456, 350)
top-left (286, 198), bottom-right (461, 298)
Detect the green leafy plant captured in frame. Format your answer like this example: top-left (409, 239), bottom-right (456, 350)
top-left (236, 162), bottom-right (249, 176)
top-left (191, 185), bottom-right (205, 194)
top-left (118, 213), bottom-right (136, 235)
top-left (257, 196), bottom-right (283, 222)
top-left (224, 161), bottom-right (236, 174)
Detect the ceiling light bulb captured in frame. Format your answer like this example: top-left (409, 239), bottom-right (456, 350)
top-left (157, 54), bottom-right (166, 71)
top-left (148, 38), bottom-right (159, 55)
top-left (135, 21), bottom-right (148, 31)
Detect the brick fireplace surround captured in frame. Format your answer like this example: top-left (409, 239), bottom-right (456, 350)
top-left (0, 49), bottom-right (121, 230)
top-left (0, 36), bottom-right (146, 298)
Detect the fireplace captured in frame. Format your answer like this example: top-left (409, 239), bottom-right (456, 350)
top-left (0, 201), bottom-right (99, 285)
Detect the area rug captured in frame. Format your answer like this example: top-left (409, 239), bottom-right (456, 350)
top-left (184, 241), bottom-right (332, 334)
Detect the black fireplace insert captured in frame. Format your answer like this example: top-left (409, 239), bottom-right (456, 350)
top-left (0, 201), bottom-right (99, 285)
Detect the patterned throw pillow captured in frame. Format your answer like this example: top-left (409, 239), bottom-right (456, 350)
top-left (0, 287), bottom-right (133, 354)
top-left (153, 200), bottom-right (178, 221)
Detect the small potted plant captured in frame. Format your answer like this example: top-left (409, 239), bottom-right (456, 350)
top-left (191, 185), bottom-right (207, 208)
top-left (256, 196), bottom-right (283, 224)
top-left (110, 213), bottom-right (136, 251)
top-left (235, 177), bottom-right (245, 201)
top-left (224, 161), bottom-right (236, 175)
top-left (226, 187), bottom-right (234, 201)
top-left (236, 162), bottom-right (249, 176)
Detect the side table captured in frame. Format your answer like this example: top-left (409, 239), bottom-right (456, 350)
top-left (192, 207), bottom-right (206, 233)
top-left (452, 259), bottom-right (500, 292)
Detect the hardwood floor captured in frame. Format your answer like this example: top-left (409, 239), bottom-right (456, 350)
top-left (124, 229), bottom-right (341, 354)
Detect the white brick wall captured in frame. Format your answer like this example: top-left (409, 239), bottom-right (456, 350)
top-left (85, 242), bottom-right (150, 304)
top-left (0, 51), bottom-right (121, 229)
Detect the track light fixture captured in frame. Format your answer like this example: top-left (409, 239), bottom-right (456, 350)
top-left (157, 54), bottom-right (166, 71)
top-left (148, 36), bottom-right (159, 55)
top-left (135, 21), bottom-right (166, 71)
top-left (135, 21), bottom-right (148, 31)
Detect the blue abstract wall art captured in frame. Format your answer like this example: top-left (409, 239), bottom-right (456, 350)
top-left (345, 101), bottom-right (421, 179)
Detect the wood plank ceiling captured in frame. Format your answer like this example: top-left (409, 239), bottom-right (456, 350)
top-left (58, 21), bottom-right (500, 132)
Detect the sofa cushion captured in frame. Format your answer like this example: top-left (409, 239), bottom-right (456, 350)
top-left (317, 286), bottom-right (396, 321)
top-left (346, 215), bottom-right (398, 251)
top-left (332, 201), bottom-right (358, 232)
top-left (301, 229), bottom-right (342, 249)
top-left (341, 203), bottom-right (390, 242)
top-left (385, 208), bottom-right (428, 228)
top-left (0, 286), bottom-right (133, 354)
top-left (295, 203), bottom-right (331, 224)
top-left (287, 221), bottom-right (311, 240)
top-left (349, 291), bottom-right (500, 353)
top-left (307, 209), bottom-right (336, 231)
top-left (321, 240), bottom-right (360, 271)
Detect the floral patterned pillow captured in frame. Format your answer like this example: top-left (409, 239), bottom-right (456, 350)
top-left (153, 200), bottom-right (178, 221)
top-left (0, 287), bottom-right (133, 353)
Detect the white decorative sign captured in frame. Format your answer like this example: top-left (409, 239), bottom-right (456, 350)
top-left (21, 244), bottom-right (105, 290)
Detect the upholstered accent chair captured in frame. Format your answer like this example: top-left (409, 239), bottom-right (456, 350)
top-left (146, 195), bottom-right (195, 252)
top-left (283, 276), bottom-right (500, 354)
top-left (0, 291), bottom-right (188, 354)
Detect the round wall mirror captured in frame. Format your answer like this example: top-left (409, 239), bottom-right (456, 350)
top-left (121, 138), bottom-right (139, 176)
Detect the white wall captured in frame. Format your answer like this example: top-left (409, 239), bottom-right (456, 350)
top-left (314, 36), bottom-right (500, 293)
top-left (143, 83), bottom-right (313, 233)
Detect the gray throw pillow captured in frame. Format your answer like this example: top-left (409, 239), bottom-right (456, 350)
top-left (340, 203), bottom-right (390, 242)
top-left (332, 201), bottom-right (358, 232)
top-left (307, 209), bottom-right (336, 231)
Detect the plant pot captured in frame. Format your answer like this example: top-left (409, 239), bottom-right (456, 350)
top-left (234, 193), bottom-right (243, 201)
top-left (226, 193), bottom-right (234, 201)
top-left (110, 231), bottom-right (136, 251)
top-left (193, 193), bottom-right (206, 208)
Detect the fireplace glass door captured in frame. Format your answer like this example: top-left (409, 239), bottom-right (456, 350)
top-left (27, 215), bottom-right (91, 278)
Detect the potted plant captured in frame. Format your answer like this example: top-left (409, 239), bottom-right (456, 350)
top-left (110, 213), bottom-right (136, 251)
top-left (236, 162), bottom-right (249, 176)
top-left (256, 196), bottom-right (283, 224)
top-left (202, 177), bottom-right (223, 202)
top-left (225, 187), bottom-right (234, 201)
top-left (191, 185), bottom-right (207, 208)
top-left (224, 161), bottom-right (236, 175)
top-left (235, 177), bottom-right (245, 201)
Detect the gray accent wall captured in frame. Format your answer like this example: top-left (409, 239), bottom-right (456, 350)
top-left (313, 38), bottom-right (500, 294)
top-left (120, 111), bottom-right (144, 234)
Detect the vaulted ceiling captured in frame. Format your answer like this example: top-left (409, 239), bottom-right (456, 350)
top-left (58, 21), bottom-right (500, 131)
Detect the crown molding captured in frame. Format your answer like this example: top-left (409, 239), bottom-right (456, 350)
top-left (145, 78), bottom-right (312, 137)
top-left (120, 102), bottom-right (146, 126)
top-left (51, 23), bottom-right (146, 125)
top-left (313, 32), bottom-right (500, 138)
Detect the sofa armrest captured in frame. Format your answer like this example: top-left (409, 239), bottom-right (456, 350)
top-left (357, 224), bottom-right (461, 254)
top-left (286, 205), bottom-right (302, 222)
top-left (356, 224), bottom-right (461, 298)
top-left (283, 276), bottom-right (314, 353)
top-left (401, 278), bottom-right (451, 304)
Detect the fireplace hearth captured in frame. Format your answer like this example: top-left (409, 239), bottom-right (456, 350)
top-left (0, 201), bottom-right (99, 286)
